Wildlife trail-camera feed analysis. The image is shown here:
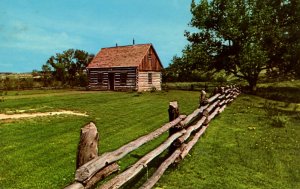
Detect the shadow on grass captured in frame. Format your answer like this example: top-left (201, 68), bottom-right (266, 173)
top-left (246, 86), bottom-right (300, 103)
top-left (123, 154), bottom-right (170, 189)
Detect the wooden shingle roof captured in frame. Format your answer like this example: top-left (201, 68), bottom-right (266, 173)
top-left (87, 44), bottom-right (157, 68)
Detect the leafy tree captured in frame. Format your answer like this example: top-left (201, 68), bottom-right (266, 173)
top-left (163, 44), bottom-right (213, 82)
top-left (31, 69), bottom-right (39, 77)
top-left (41, 64), bottom-right (52, 87)
top-left (44, 49), bottom-right (94, 87)
top-left (181, 0), bottom-right (299, 91)
top-left (264, 0), bottom-right (300, 78)
top-left (3, 77), bottom-right (12, 90)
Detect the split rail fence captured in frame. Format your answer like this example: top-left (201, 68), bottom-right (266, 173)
top-left (65, 85), bottom-right (241, 189)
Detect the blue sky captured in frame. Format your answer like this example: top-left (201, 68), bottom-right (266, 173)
top-left (0, 0), bottom-right (194, 73)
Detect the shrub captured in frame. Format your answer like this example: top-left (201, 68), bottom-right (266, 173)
top-left (4, 77), bottom-right (13, 90)
top-left (263, 100), bottom-right (279, 116)
top-left (0, 91), bottom-right (3, 102)
top-left (271, 115), bottom-right (289, 128)
top-left (150, 86), bottom-right (157, 93)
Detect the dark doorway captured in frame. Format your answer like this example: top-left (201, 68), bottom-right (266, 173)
top-left (108, 73), bottom-right (115, 90)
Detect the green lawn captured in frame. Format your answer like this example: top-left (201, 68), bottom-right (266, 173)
top-left (0, 84), bottom-right (299, 188)
top-left (0, 90), bottom-right (199, 188)
top-left (154, 94), bottom-right (300, 189)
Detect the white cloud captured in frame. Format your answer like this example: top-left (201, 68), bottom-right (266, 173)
top-left (0, 0), bottom-right (193, 71)
top-left (0, 20), bottom-right (82, 53)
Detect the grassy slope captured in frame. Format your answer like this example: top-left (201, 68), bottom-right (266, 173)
top-left (155, 95), bottom-right (300, 188)
top-left (0, 90), bottom-right (199, 188)
top-left (1, 82), bottom-right (299, 189)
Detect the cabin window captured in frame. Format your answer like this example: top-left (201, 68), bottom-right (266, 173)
top-left (148, 73), bottom-right (152, 84)
top-left (98, 73), bottom-right (103, 84)
top-left (120, 73), bottom-right (127, 85)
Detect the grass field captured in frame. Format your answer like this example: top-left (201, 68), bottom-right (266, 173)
top-left (0, 81), bottom-right (299, 189)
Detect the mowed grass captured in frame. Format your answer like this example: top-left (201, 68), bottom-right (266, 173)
top-left (154, 91), bottom-right (300, 188)
top-left (1, 82), bottom-right (300, 189)
top-left (0, 90), bottom-right (199, 188)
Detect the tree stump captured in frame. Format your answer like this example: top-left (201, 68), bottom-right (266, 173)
top-left (76, 122), bottom-right (99, 169)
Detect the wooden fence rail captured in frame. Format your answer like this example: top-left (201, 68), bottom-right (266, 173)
top-left (65, 85), bottom-right (241, 189)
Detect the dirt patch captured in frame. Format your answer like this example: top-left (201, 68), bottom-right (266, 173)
top-left (0, 111), bottom-right (88, 120)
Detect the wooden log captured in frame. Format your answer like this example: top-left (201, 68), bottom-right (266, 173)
top-left (224, 89), bottom-right (231, 94)
top-left (75, 115), bottom-right (186, 182)
top-left (207, 93), bottom-right (221, 104)
top-left (168, 101), bottom-right (179, 122)
top-left (206, 100), bottom-right (220, 114)
top-left (64, 182), bottom-right (84, 189)
top-left (207, 107), bottom-right (221, 123)
top-left (179, 125), bottom-right (207, 160)
top-left (139, 148), bottom-right (182, 189)
top-left (218, 94), bottom-right (225, 100)
top-left (168, 101), bottom-right (181, 153)
top-left (218, 105), bottom-right (226, 113)
top-left (180, 104), bottom-right (208, 127)
top-left (77, 122), bottom-right (99, 169)
top-left (203, 104), bottom-right (221, 126)
top-left (199, 90), bottom-right (208, 106)
top-left (168, 101), bottom-right (180, 136)
top-left (225, 99), bottom-right (231, 104)
top-left (98, 130), bottom-right (186, 189)
top-left (175, 116), bottom-right (206, 145)
top-left (84, 163), bottom-right (120, 189)
top-left (225, 94), bottom-right (232, 100)
top-left (202, 109), bottom-right (209, 117)
top-left (219, 100), bottom-right (226, 107)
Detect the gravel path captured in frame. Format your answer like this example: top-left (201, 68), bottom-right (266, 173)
top-left (0, 111), bottom-right (88, 120)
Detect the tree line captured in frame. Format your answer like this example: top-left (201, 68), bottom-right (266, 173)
top-left (1, 49), bottom-right (94, 91)
top-left (164, 0), bottom-right (300, 91)
top-left (40, 49), bottom-right (94, 87)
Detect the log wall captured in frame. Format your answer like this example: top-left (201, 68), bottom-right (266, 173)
top-left (87, 67), bottom-right (137, 91)
top-left (137, 71), bottom-right (162, 91)
top-left (138, 46), bottom-right (162, 71)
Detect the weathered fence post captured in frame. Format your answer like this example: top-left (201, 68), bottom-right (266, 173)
top-left (200, 90), bottom-right (208, 106)
top-left (77, 122), bottom-right (99, 169)
top-left (168, 101), bottom-right (181, 153)
top-left (65, 122), bottom-right (100, 189)
top-left (168, 101), bottom-right (179, 122)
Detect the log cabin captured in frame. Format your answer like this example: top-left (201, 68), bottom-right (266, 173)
top-left (87, 43), bottom-right (163, 91)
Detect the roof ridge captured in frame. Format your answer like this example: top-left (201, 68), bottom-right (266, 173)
top-left (87, 43), bottom-right (162, 69)
top-left (102, 43), bottom-right (152, 49)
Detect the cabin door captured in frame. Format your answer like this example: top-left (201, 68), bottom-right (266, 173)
top-left (108, 73), bottom-right (115, 90)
